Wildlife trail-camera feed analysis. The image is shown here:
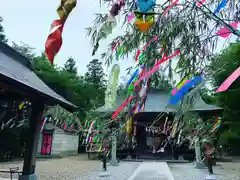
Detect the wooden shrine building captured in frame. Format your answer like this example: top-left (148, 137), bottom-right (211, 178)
top-left (96, 88), bottom-right (222, 160)
top-left (0, 42), bottom-right (76, 180)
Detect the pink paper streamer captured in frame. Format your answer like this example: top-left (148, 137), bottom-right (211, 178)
top-left (197, 0), bottom-right (207, 7)
top-left (134, 49), bottom-right (180, 87)
top-left (216, 66), bottom-right (240, 93)
top-left (127, 13), bottom-right (135, 22)
top-left (163, 0), bottom-right (179, 17)
top-left (216, 22), bottom-right (240, 38)
top-left (112, 96), bottom-right (135, 119)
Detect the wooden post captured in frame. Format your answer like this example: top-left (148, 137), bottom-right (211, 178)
top-left (19, 102), bottom-right (44, 180)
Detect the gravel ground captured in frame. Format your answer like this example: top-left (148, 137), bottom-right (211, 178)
top-left (0, 155), bottom-right (102, 180)
top-left (169, 162), bottom-right (240, 180)
top-left (1, 155), bottom-right (240, 180)
top-left (0, 155), bottom-right (140, 180)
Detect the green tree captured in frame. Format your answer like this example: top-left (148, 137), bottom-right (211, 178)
top-left (0, 16), bottom-right (7, 43)
top-left (12, 42), bottom-right (35, 60)
top-left (85, 59), bottom-right (106, 107)
top-left (63, 57), bottom-right (77, 75)
top-left (209, 42), bottom-right (240, 147)
top-left (209, 42), bottom-right (240, 121)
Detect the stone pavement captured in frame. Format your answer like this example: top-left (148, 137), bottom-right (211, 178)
top-left (128, 162), bottom-right (175, 180)
top-left (169, 162), bottom-right (240, 180)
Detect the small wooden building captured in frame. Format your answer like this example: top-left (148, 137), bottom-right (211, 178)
top-left (37, 122), bottom-right (79, 157)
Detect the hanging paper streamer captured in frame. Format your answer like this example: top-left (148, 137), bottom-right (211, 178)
top-left (216, 66), bottom-right (240, 93)
top-left (105, 64), bottom-right (120, 108)
top-left (134, 49), bottom-right (180, 87)
top-left (213, 0), bottom-right (227, 15)
top-left (127, 69), bottom-right (140, 87)
top-left (85, 121), bottom-right (95, 144)
top-left (18, 102), bottom-right (24, 110)
top-left (135, 50), bottom-right (141, 61)
top-left (169, 75), bottom-right (202, 104)
top-left (163, 0), bottom-right (179, 17)
top-left (112, 96), bottom-right (135, 119)
top-left (127, 12), bottom-right (137, 23)
top-left (40, 117), bottom-right (48, 132)
top-left (135, 36), bottom-right (158, 61)
top-left (45, 20), bottom-right (64, 64)
top-left (57, 0), bottom-right (77, 22)
top-left (196, 0), bottom-right (207, 7)
top-left (171, 79), bottom-right (191, 95)
top-left (126, 117), bottom-right (133, 136)
top-left (216, 22), bottom-right (240, 38)
top-left (137, 0), bottom-right (156, 13)
top-left (171, 74), bottom-right (194, 95)
top-left (109, 0), bottom-right (125, 20)
top-left (211, 118), bottom-right (222, 133)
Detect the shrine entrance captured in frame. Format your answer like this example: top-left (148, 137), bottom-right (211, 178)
top-left (134, 112), bottom-right (175, 159)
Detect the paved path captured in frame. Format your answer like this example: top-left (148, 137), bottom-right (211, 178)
top-left (169, 162), bottom-right (240, 180)
top-left (128, 162), bottom-right (175, 180)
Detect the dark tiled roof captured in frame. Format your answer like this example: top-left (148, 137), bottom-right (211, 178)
top-left (0, 42), bottom-right (76, 111)
top-left (95, 88), bottom-right (222, 113)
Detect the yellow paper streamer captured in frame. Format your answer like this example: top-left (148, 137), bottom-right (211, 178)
top-left (126, 117), bottom-right (133, 136)
top-left (18, 103), bottom-right (24, 110)
top-left (57, 0), bottom-right (77, 22)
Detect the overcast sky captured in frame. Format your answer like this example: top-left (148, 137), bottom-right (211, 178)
top-left (0, 0), bottom-right (237, 82)
top-left (0, 0), bottom-right (134, 78)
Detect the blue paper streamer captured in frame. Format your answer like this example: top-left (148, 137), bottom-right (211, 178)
top-left (127, 69), bottom-right (140, 87)
top-left (137, 0), bottom-right (156, 13)
top-left (213, 0), bottom-right (227, 15)
top-left (169, 76), bottom-right (202, 104)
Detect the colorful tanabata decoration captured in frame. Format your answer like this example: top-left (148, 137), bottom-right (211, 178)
top-left (137, 0), bottom-right (156, 13)
top-left (213, 0), bottom-right (227, 15)
top-left (127, 66), bottom-right (144, 87)
top-left (196, 0), bottom-right (207, 7)
top-left (45, 20), bottom-right (64, 64)
top-left (45, 0), bottom-right (76, 64)
top-left (216, 22), bottom-right (240, 38)
top-left (169, 75), bottom-right (203, 105)
top-left (210, 118), bottom-right (222, 133)
top-left (134, 10), bottom-right (154, 32)
top-left (163, 0), bottom-right (179, 17)
top-left (105, 64), bottom-right (120, 108)
top-left (109, 0), bottom-right (125, 20)
top-left (40, 117), bottom-right (48, 132)
top-left (112, 96), bottom-right (135, 119)
top-left (85, 121), bottom-right (95, 144)
top-left (126, 117), bottom-right (133, 136)
top-left (57, 0), bottom-right (77, 22)
top-left (216, 66), bottom-right (240, 93)
top-left (18, 102), bottom-right (24, 110)
top-left (134, 49), bottom-right (180, 87)
top-left (171, 74), bottom-right (194, 95)
top-left (127, 12), bottom-right (136, 23)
